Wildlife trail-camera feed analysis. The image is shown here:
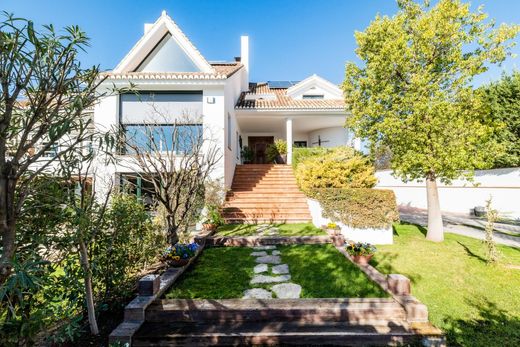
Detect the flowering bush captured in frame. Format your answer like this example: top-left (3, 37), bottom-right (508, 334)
top-left (161, 243), bottom-right (199, 262)
top-left (345, 242), bottom-right (377, 256)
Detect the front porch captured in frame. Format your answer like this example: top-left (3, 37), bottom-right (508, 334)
top-left (237, 113), bottom-right (359, 165)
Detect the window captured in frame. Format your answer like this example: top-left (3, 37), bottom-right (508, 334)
top-left (122, 124), bottom-right (202, 154)
top-left (41, 142), bottom-right (58, 158)
top-left (236, 131), bottom-right (240, 159)
top-left (227, 113), bottom-right (232, 150)
top-left (120, 174), bottom-right (156, 208)
top-left (294, 141), bottom-right (308, 148)
top-left (302, 94), bottom-right (324, 99)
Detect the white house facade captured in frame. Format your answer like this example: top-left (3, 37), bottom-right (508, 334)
top-left (93, 11), bottom-right (357, 193)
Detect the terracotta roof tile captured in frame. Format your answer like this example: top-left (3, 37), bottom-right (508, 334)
top-left (236, 82), bottom-right (346, 111)
top-left (100, 62), bottom-right (243, 80)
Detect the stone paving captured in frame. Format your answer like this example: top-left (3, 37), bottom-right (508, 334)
top-left (242, 231), bottom-right (302, 299)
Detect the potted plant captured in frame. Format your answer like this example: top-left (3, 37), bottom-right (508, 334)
top-left (202, 204), bottom-right (223, 231)
top-left (161, 242), bottom-right (200, 267)
top-left (241, 146), bottom-right (253, 164)
top-left (324, 222), bottom-right (344, 246)
top-left (345, 242), bottom-right (377, 265)
top-left (266, 139), bottom-right (287, 164)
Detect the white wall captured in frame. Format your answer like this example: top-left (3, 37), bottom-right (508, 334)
top-left (376, 168), bottom-right (520, 218)
top-left (308, 126), bottom-right (349, 148)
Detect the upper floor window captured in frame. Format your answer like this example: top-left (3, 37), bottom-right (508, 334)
top-left (122, 124), bottom-right (202, 154)
top-left (302, 94), bottom-right (325, 99)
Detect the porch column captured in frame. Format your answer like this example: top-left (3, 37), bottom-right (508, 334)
top-left (286, 117), bottom-right (293, 165)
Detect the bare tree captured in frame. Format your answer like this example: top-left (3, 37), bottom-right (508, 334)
top-left (121, 111), bottom-right (221, 245)
top-left (0, 13), bottom-right (110, 283)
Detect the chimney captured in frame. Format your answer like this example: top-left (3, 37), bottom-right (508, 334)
top-left (144, 23), bottom-right (153, 34)
top-left (240, 35), bottom-right (249, 75)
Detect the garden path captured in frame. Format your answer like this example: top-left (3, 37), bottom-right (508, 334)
top-left (242, 240), bottom-right (302, 299)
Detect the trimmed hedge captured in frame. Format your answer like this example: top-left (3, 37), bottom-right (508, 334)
top-left (294, 147), bottom-right (377, 194)
top-left (310, 188), bottom-right (399, 229)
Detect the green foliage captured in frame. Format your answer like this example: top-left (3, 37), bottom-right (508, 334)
top-left (240, 146), bottom-right (253, 163)
top-left (343, 0), bottom-right (520, 183)
top-left (481, 71), bottom-right (520, 168)
top-left (215, 223), bottom-right (327, 237)
top-left (204, 205), bottom-right (224, 226)
top-left (310, 188), bottom-right (399, 229)
top-left (294, 147), bottom-right (377, 194)
top-left (266, 139), bottom-right (287, 163)
top-left (292, 146), bottom-right (329, 169)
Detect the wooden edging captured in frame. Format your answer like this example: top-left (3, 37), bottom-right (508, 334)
top-left (108, 229), bottom-right (215, 345)
top-left (204, 235), bottom-right (333, 246)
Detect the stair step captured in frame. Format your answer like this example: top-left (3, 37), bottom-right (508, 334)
top-left (132, 321), bottom-right (419, 347)
top-left (223, 207), bottom-right (311, 213)
top-left (224, 202), bottom-right (309, 208)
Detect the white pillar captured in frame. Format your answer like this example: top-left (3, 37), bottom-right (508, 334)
top-left (286, 117), bottom-right (293, 165)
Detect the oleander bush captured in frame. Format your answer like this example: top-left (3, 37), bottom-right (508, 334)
top-left (310, 188), bottom-right (399, 229)
top-left (294, 146), bottom-right (377, 194)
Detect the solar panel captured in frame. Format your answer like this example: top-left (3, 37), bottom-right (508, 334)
top-left (267, 80), bottom-right (300, 89)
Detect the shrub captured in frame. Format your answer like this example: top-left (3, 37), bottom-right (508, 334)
top-left (310, 188), bottom-right (399, 229)
top-left (294, 147), bottom-right (377, 194)
top-left (292, 146), bottom-right (329, 168)
top-left (266, 139), bottom-right (287, 163)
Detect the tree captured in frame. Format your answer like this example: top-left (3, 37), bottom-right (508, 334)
top-left (0, 13), bottom-right (104, 283)
top-left (343, 0), bottom-right (519, 242)
top-left (481, 71), bottom-right (520, 168)
top-left (121, 112), bottom-right (221, 245)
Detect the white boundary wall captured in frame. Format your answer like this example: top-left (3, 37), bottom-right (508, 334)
top-left (307, 199), bottom-right (393, 244)
top-left (376, 168), bottom-right (520, 219)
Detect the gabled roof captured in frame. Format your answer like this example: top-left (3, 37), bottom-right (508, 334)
top-left (113, 11), bottom-right (214, 74)
top-left (236, 81), bottom-right (346, 111)
top-left (286, 74), bottom-right (343, 99)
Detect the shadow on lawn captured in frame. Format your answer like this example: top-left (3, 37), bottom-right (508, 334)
top-left (443, 298), bottom-right (520, 347)
top-left (370, 252), bottom-right (422, 285)
top-left (456, 241), bottom-right (487, 263)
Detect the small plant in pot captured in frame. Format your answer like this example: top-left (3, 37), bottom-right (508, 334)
top-left (161, 242), bottom-right (200, 267)
top-left (266, 139), bottom-right (287, 164)
top-left (346, 242), bottom-right (377, 265)
top-left (241, 146), bottom-right (253, 164)
top-left (324, 222), bottom-right (341, 236)
top-left (202, 204), bottom-right (223, 231)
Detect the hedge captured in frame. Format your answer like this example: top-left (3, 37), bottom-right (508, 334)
top-left (310, 188), bottom-right (400, 229)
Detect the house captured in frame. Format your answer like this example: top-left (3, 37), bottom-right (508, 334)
top-left (94, 11), bottom-right (359, 203)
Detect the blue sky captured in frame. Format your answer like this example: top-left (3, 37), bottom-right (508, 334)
top-left (3, 0), bottom-right (520, 85)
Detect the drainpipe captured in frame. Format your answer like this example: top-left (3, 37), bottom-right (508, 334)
top-left (286, 117), bottom-right (293, 165)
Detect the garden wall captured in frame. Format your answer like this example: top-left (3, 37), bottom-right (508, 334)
top-left (376, 167), bottom-right (520, 218)
top-left (307, 199), bottom-right (394, 244)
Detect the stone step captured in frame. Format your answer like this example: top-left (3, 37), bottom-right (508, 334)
top-left (145, 299), bottom-right (407, 324)
top-left (226, 193), bottom-right (307, 199)
top-left (132, 321), bottom-right (423, 347)
top-left (223, 207), bottom-right (311, 214)
top-left (229, 187), bottom-right (303, 192)
top-left (224, 202), bottom-right (310, 208)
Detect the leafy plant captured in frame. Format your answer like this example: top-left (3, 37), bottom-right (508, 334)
top-left (346, 242), bottom-right (377, 256)
top-left (295, 147), bottom-right (377, 194)
top-left (326, 222), bottom-right (339, 230)
top-left (204, 205), bottom-right (224, 226)
top-left (160, 243), bottom-right (199, 262)
top-left (241, 146), bottom-right (253, 163)
top-left (266, 139), bottom-right (288, 163)
top-left (310, 188), bottom-right (399, 229)
top-left (484, 198), bottom-right (500, 264)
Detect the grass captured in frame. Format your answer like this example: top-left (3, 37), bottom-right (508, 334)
top-left (164, 247), bottom-right (256, 299)
top-left (279, 244), bottom-right (388, 298)
top-left (373, 223), bottom-right (520, 347)
top-left (215, 223), bottom-right (327, 237)
top-left (164, 244), bottom-right (388, 299)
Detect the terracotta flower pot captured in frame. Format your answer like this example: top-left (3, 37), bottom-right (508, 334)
top-left (351, 254), bottom-right (374, 266)
top-left (331, 234), bottom-right (345, 247)
top-left (167, 258), bottom-right (190, 268)
top-left (202, 223), bottom-right (216, 231)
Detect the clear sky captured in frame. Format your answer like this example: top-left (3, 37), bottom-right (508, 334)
top-left (3, 0), bottom-right (520, 85)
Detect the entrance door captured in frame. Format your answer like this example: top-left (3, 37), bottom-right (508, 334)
top-left (248, 136), bottom-right (274, 164)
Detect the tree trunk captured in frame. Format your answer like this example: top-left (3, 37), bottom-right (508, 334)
top-left (425, 176), bottom-right (444, 242)
top-left (78, 241), bottom-right (99, 335)
top-left (167, 224), bottom-right (179, 246)
top-left (0, 175), bottom-right (18, 285)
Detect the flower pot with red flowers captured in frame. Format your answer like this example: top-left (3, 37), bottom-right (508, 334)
top-left (160, 242), bottom-right (200, 267)
top-left (345, 242), bottom-right (377, 266)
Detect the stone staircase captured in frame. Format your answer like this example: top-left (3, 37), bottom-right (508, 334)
top-left (132, 298), bottom-right (441, 346)
top-left (223, 164), bottom-right (312, 223)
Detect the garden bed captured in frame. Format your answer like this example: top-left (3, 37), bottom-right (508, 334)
top-left (215, 223), bottom-right (327, 237)
top-left (164, 244), bottom-right (388, 299)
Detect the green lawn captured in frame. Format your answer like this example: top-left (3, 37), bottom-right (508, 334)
top-left (164, 244), bottom-right (387, 299)
top-left (215, 223), bottom-right (327, 237)
top-left (279, 244), bottom-right (389, 298)
top-left (373, 223), bottom-right (520, 347)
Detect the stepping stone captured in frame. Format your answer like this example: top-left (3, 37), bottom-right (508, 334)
top-left (243, 288), bottom-right (272, 299)
top-left (256, 255), bottom-right (281, 264)
top-left (271, 250), bottom-right (281, 256)
top-left (250, 274), bottom-right (291, 284)
top-left (272, 264), bottom-right (289, 275)
top-left (254, 264), bottom-right (268, 273)
top-left (271, 283), bottom-right (302, 299)
top-left (253, 245), bottom-right (276, 250)
top-left (251, 251), bottom-right (268, 257)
